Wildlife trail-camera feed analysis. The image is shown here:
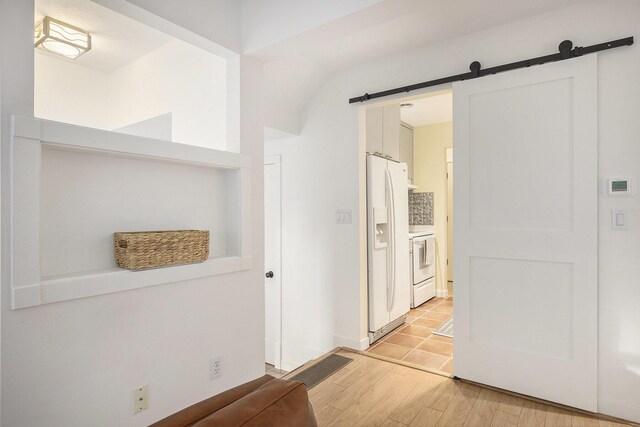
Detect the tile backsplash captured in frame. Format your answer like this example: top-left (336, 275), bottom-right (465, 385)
top-left (409, 192), bottom-right (434, 225)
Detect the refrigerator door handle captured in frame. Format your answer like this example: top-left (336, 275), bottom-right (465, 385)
top-left (385, 169), bottom-right (396, 312)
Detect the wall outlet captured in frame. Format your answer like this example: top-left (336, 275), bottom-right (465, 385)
top-left (336, 209), bottom-right (352, 224)
top-left (132, 385), bottom-right (149, 415)
top-left (210, 356), bottom-right (222, 380)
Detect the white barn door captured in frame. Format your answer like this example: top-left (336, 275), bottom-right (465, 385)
top-left (453, 55), bottom-right (598, 411)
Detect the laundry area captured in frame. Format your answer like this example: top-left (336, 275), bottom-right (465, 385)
top-left (364, 92), bottom-right (454, 374)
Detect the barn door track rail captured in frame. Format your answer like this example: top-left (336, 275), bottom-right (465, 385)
top-left (348, 37), bottom-right (634, 104)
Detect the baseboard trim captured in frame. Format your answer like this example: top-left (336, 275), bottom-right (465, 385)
top-left (598, 397), bottom-right (640, 424)
top-left (280, 359), bottom-right (300, 372)
top-left (360, 337), bottom-right (369, 350)
top-left (334, 334), bottom-right (370, 351)
top-left (436, 289), bottom-right (449, 298)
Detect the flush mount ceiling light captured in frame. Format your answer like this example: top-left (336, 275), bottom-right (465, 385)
top-left (34, 16), bottom-right (92, 59)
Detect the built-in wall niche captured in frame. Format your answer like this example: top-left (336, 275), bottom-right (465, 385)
top-left (10, 116), bottom-right (252, 309)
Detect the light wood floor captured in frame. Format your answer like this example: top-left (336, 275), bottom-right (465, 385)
top-left (307, 349), bottom-right (633, 427)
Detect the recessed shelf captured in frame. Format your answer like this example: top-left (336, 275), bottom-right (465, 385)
top-left (13, 256), bottom-right (252, 309)
top-left (10, 116), bottom-right (252, 309)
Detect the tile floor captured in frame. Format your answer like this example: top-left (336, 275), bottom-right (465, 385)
top-left (366, 296), bottom-right (454, 375)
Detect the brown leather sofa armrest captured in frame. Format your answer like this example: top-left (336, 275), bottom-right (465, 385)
top-left (193, 378), bottom-right (317, 427)
top-left (150, 375), bottom-right (276, 427)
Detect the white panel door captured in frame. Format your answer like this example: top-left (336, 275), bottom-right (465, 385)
top-left (264, 157), bottom-right (282, 368)
top-left (453, 55), bottom-right (598, 411)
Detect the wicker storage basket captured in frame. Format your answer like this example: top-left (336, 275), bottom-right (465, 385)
top-left (114, 230), bottom-right (209, 270)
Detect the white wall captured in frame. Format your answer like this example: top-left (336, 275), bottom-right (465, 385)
top-left (1, 2), bottom-right (264, 427)
top-left (0, 0), bottom-right (35, 421)
top-left (39, 148), bottom-right (229, 277)
top-left (264, 73), bottom-right (366, 367)
top-left (265, 0), bottom-right (640, 422)
top-left (35, 39), bottom-right (228, 150)
top-left (35, 53), bottom-right (111, 130)
top-left (108, 40), bottom-right (227, 149)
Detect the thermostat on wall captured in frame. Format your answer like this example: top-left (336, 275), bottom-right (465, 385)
top-left (605, 177), bottom-right (633, 196)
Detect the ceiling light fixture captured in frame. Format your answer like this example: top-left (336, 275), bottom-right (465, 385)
top-left (34, 16), bottom-right (92, 59)
top-left (400, 103), bottom-right (414, 109)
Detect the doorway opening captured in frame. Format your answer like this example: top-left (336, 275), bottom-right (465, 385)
top-left (362, 54), bottom-right (598, 412)
top-left (364, 89), bottom-right (455, 376)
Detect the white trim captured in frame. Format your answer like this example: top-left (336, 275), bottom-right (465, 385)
top-left (264, 155), bottom-right (282, 369)
top-left (280, 359), bottom-right (300, 373)
top-left (15, 116), bottom-right (248, 169)
top-left (10, 116), bottom-right (253, 309)
top-left (334, 334), bottom-right (370, 351)
top-left (446, 147), bottom-right (453, 163)
top-left (436, 289), bottom-right (449, 298)
top-left (359, 337), bottom-right (370, 351)
top-left (264, 154), bottom-right (281, 166)
top-left (598, 398), bottom-right (640, 424)
top-left (14, 256), bottom-right (252, 309)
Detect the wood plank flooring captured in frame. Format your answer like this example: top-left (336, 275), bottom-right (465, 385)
top-left (306, 349), bottom-right (633, 427)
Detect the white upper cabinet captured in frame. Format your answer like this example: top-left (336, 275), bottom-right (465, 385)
top-left (366, 104), bottom-right (401, 161)
top-left (382, 105), bottom-right (400, 161)
top-left (399, 122), bottom-right (414, 181)
top-left (365, 106), bottom-right (384, 156)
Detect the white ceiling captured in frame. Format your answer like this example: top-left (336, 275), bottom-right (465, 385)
top-left (258, 0), bottom-right (589, 125)
top-left (400, 92), bottom-right (452, 127)
top-left (35, 0), bottom-right (172, 73)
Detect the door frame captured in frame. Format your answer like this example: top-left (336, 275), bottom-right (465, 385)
top-left (446, 149), bottom-right (453, 290)
top-left (264, 154), bottom-right (282, 369)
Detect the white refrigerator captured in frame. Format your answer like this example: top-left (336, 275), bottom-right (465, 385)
top-left (367, 154), bottom-right (410, 344)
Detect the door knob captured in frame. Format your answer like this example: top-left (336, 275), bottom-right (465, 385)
top-left (265, 271), bottom-right (274, 278)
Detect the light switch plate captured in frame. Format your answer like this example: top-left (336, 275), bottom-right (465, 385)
top-left (612, 209), bottom-right (628, 230)
top-left (336, 209), bottom-right (352, 224)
